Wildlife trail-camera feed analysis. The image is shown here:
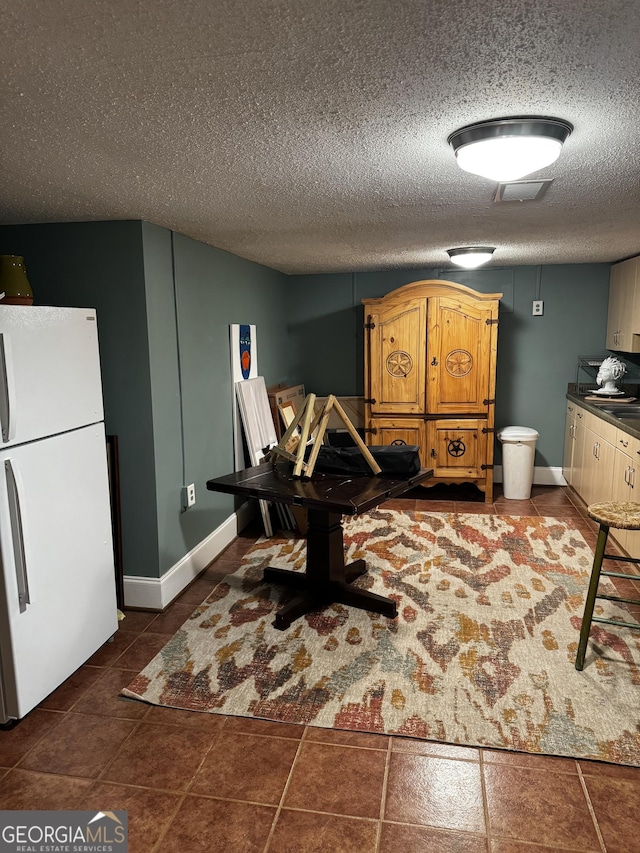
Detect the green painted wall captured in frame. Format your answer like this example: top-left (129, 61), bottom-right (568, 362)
top-left (0, 221), bottom-right (290, 580)
top-left (286, 264), bottom-right (611, 467)
top-left (0, 221), bottom-right (160, 577)
top-left (163, 228), bottom-right (290, 565)
top-left (140, 223), bottom-right (183, 577)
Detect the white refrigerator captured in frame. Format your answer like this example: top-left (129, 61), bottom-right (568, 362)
top-left (0, 306), bottom-right (118, 724)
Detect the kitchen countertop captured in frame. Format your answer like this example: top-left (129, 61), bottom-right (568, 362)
top-left (566, 390), bottom-right (640, 441)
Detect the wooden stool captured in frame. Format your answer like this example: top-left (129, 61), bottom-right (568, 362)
top-left (575, 501), bottom-right (640, 670)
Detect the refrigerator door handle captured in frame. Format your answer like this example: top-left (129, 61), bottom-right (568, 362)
top-left (0, 333), bottom-right (16, 443)
top-left (4, 459), bottom-right (30, 613)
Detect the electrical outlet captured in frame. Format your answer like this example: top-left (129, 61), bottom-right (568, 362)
top-left (532, 300), bottom-right (544, 316)
top-left (182, 483), bottom-right (196, 509)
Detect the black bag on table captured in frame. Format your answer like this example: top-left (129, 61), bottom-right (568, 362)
top-left (311, 444), bottom-right (421, 476)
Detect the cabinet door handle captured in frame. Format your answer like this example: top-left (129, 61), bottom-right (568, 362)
top-left (631, 467), bottom-right (635, 489)
top-left (577, 412), bottom-right (583, 419)
top-left (620, 439), bottom-right (629, 448)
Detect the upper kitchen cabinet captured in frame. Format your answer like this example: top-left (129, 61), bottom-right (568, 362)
top-left (606, 256), bottom-right (640, 352)
top-left (362, 280), bottom-right (501, 501)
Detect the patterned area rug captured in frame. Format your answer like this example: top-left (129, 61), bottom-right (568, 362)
top-left (123, 510), bottom-right (640, 766)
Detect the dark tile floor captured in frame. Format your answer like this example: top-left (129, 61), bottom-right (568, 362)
top-left (2, 484), bottom-right (640, 852)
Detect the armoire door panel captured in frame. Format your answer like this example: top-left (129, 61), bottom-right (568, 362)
top-left (367, 300), bottom-right (425, 414)
top-left (367, 419), bottom-right (427, 467)
top-left (426, 419), bottom-right (486, 478)
top-left (427, 297), bottom-right (493, 415)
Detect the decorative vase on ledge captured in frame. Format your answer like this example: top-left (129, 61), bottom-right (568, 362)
top-left (0, 255), bottom-right (34, 305)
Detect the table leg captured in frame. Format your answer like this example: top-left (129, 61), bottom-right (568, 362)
top-left (333, 583), bottom-right (397, 618)
top-left (344, 559), bottom-right (366, 582)
top-left (262, 509), bottom-right (397, 630)
top-left (262, 567), bottom-right (308, 588)
top-left (272, 591), bottom-right (325, 630)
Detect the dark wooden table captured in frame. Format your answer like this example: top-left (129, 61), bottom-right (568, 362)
top-left (206, 461), bottom-right (433, 629)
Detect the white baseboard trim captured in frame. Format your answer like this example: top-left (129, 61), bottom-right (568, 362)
top-left (494, 465), bottom-right (567, 487)
top-left (123, 500), bottom-right (257, 611)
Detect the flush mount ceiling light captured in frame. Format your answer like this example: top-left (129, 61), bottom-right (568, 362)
top-left (448, 117), bottom-right (573, 182)
top-left (447, 247), bottom-right (495, 269)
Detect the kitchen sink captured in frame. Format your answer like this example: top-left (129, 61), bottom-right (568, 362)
top-left (600, 405), bottom-right (640, 417)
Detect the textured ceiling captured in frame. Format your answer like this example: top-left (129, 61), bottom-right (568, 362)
top-left (1, 0), bottom-right (640, 274)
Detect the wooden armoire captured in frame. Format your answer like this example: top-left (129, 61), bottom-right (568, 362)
top-left (362, 280), bottom-right (501, 502)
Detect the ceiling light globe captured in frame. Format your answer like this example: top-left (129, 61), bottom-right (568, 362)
top-left (448, 118), bottom-right (573, 183)
top-left (447, 247), bottom-right (495, 269)
top-left (455, 136), bottom-right (563, 182)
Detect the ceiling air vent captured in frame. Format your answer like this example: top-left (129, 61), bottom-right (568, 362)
top-left (494, 179), bottom-right (554, 203)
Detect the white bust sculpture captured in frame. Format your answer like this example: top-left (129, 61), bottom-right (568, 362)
top-left (596, 356), bottom-right (627, 395)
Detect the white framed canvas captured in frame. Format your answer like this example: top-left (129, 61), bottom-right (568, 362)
top-left (235, 376), bottom-right (277, 464)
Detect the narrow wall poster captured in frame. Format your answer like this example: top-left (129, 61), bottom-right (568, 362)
top-left (229, 324), bottom-right (258, 470)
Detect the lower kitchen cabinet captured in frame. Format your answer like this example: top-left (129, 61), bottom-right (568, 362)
top-left (611, 430), bottom-right (640, 557)
top-left (580, 412), bottom-right (617, 508)
top-left (564, 398), bottom-right (640, 559)
top-left (562, 403), bottom-right (578, 485)
top-left (562, 402), bottom-right (578, 485)
top-left (565, 403), bottom-right (588, 495)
